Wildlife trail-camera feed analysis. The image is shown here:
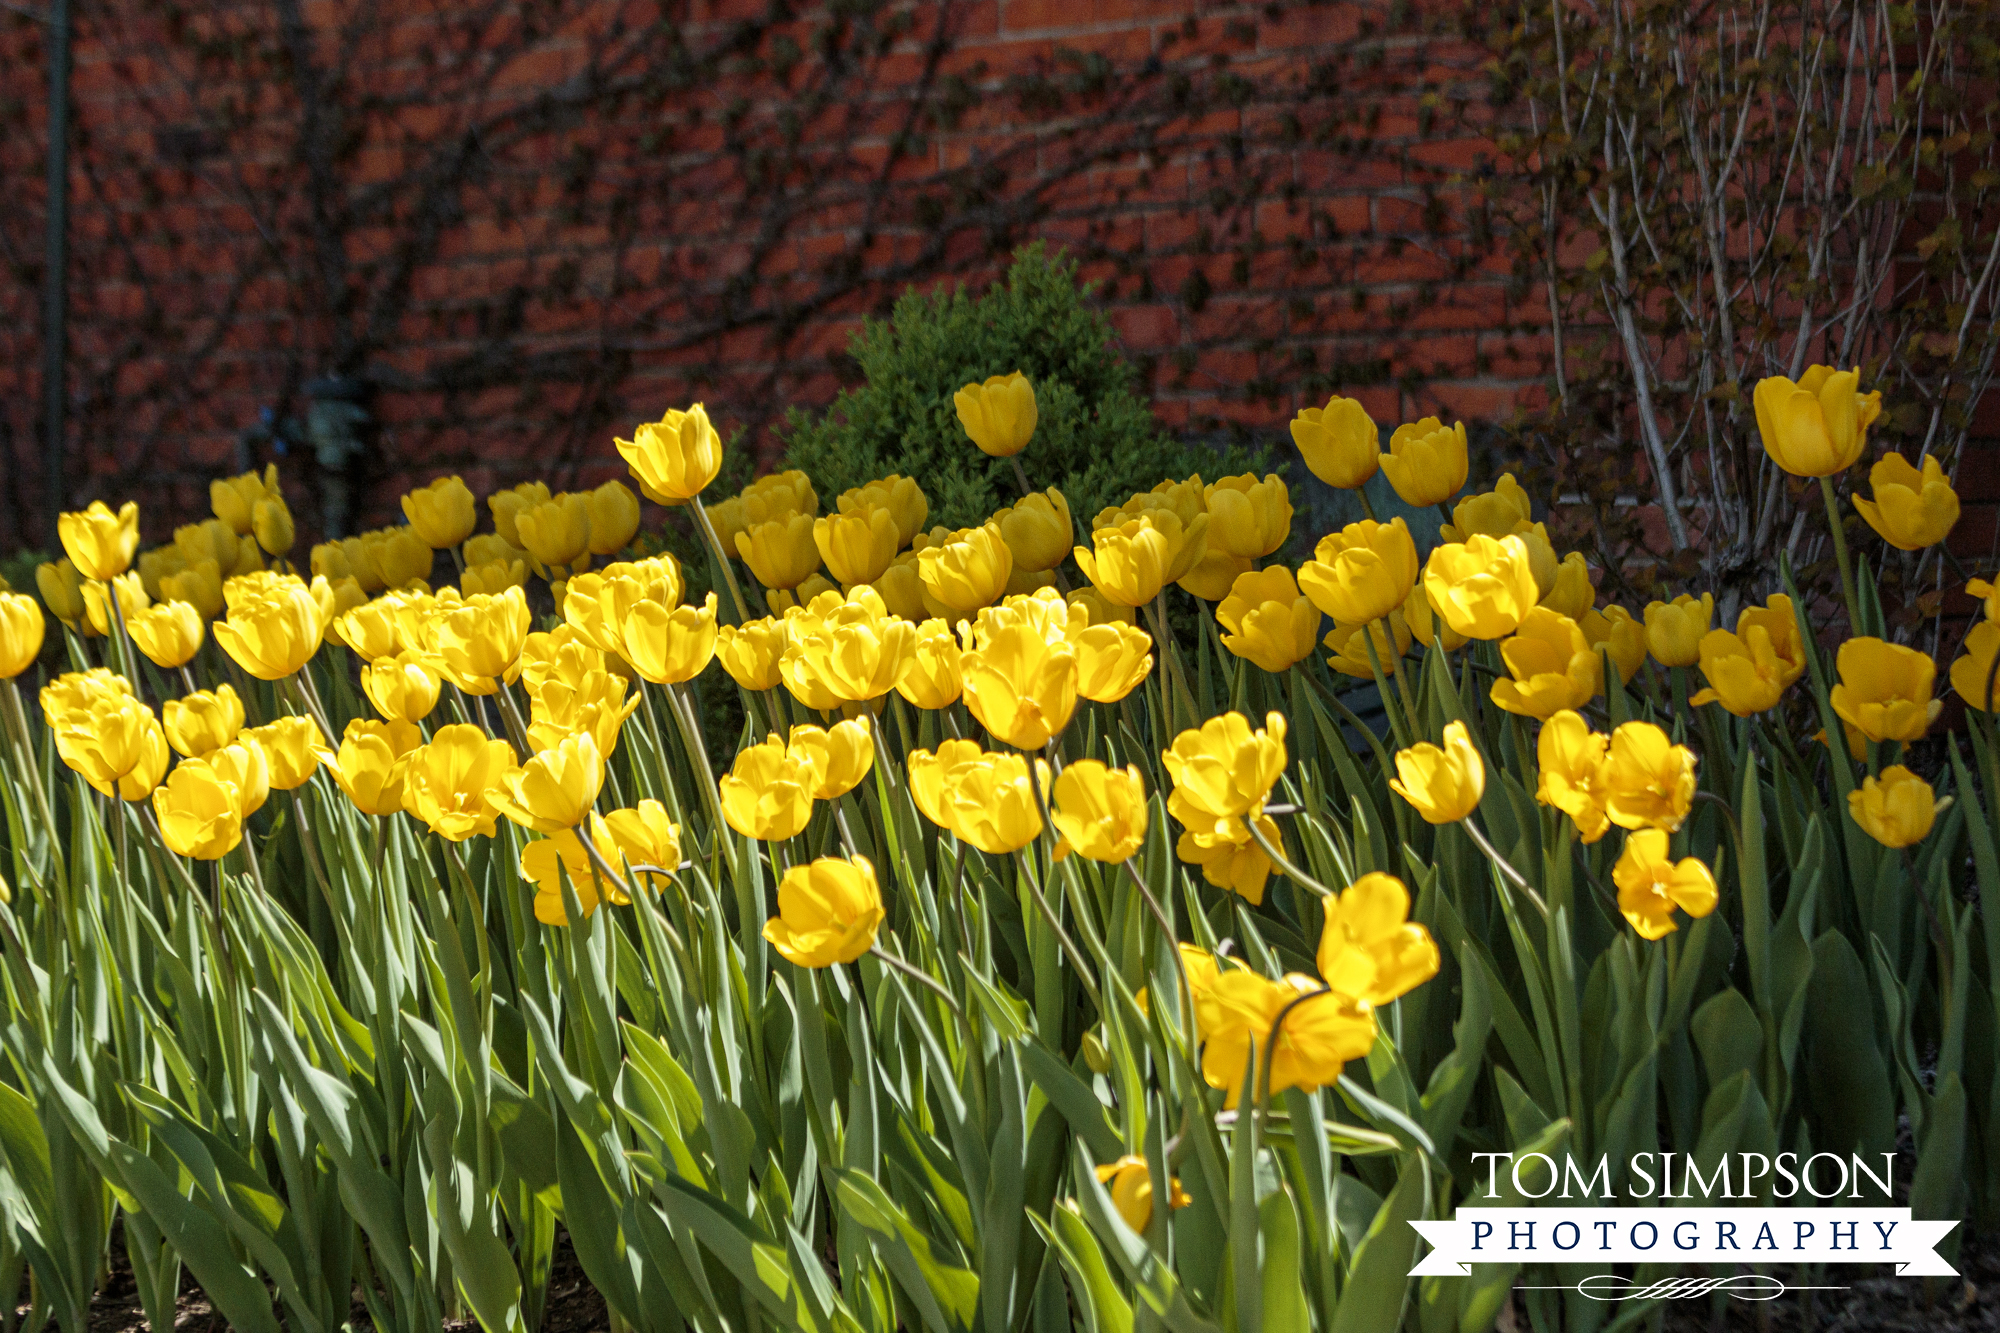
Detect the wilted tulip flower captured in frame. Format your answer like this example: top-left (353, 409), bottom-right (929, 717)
top-left (1422, 534), bottom-right (1539, 640)
top-left (1490, 608), bottom-right (1602, 719)
top-left (1291, 395), bottom-right (1380, 489)
top-left (1049, 760), bottom-right (1148, 863)
top-left (1299, 518), bottom-right (1419, 627)
top-left (402, 476), bottom-right (478, 549)
top-left (1216, 567), bottom-right (1321, 673)
top-left (616, 403), bottom-right (725, 503)
top-left (163, 684), bottom-right (246, 758)
top-left (1316, 872), bottom-right (1440, 1005)
top-left (1831, 637), bottom-right (1936, 743)
top-left (59, 500), bottom-right (140, 580)
top-left (0, 594), bottom-right (45, 678)
top-left (954, 371), bottom-right (1038, 457)
top-left (1754, 365), bottom-right (1880, 477)
top-left (1388, 720), bottom-right (1485, 824)
top-left (1853, 453), bottom-right (1958, 551)
top-left (1848, 766), bottom-right (1938, 848)
top-left (763, 855), bottom-right (885, 967)
top-left (1378, 417), bottom-right (1468, 507)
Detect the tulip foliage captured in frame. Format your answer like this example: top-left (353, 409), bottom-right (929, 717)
top-left (0, 366), bottom-right (1987, 1333)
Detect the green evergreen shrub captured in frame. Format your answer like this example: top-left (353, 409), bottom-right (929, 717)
top-left (780, 244), bottom-right (1263, 531)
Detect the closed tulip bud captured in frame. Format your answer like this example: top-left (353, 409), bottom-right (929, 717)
top-left (716, 616), bottom-right (788, 692)
top-left (1831, 637), bottom-right (1936, 743)
top-left (1643, 593), bottom-right (1713, 667)
top-left (360, 652), bottom-right (442, 723)
top-left (719, 734), bottom-right (817, 841)
top-left (814, 505), bottom-right (900, 585)
top-left (617, 403), bottom-right (725, 503)
top-left (787, 718), bottom-right (874, 800)
top-left (1177, 549), bottom-right (1253, 602)
top-left (1217, 567), bottom-right (1321, 673)
top-left (403, 724), bottom-right (519, 841)
top-left (1299, 517), bottom-right (1419, 626)
top-left (625, 592), bottom-right (718, 685)
top-left (1095, 1156), bottom-right (1192, 1234)
top-left (779, 587), bottom-right (916, 706)
top-left (243, 715), bottom-right (329, 790)
top-left (207, 737), bottom-right (271, 817)
top-left (123, 599), bottom-right (201, 669)
top-left (1378, 417), bottom-right (1469, 507)
top-left (252, 494), bottom-right (295, 557)
top-left (1849, 765), bottom-right (1937, 848)
top-left (1601, 721), bottom-right (1696, 832)
top-left (0, 594), bottom-right (45, 677)
top-left (158, 559), bottom-right (225, 622)
top-left (1853, 453), bottom-right (1958, 551)
top-left (1439, 474), bottom-right (1534, 543)
top-left (36, 560), bottom-right (90, 633)
top-left (321, 718), bottom-right (419, 815)
top-left (1388, 720), bottom-right (1484, 824)
top-left (60, 501), bottom-right (140, 580)
top-left (1072, 619), bottom-right (1154, 703)
top-left (1204, 473), bottom-right (1293, 558)
top-left (495, 731), bottom-right (605, 832)
top-left (839, 475), bottom-right (927, 547)
top-left (163, 684), bottom-right (246, 758)
top-left (1514, 523), bottom-right (1559, 597)
top-left (1490, 608), bottom-right (1602, 719)
top-left (992, 489), bottom-right (1073, 573)
top-left (177, 518), bottom-right (240, 570)
top-left (401, 476), bottom-right (477, 549)
top-left (1422, 534), bottom-right (1539, 640)
top-left (954, 371), bottom-right (1038, 457)
top-left (1540, 552), bottom-right (1595, 620)
top-left (906, 739), bottom-right (986, 834)
top-left (737, 512), bottom-right (823, 590)
top-left (490, 482), bottom-right (553, 549)
top-left (1050, 760), bottom-right (1148, 863)
top-left (598, 800), bottom-right (682, 886)
top-left (938, 751), bottom-right (1048, 854)
top-left (1197, 971), bottom-right (1376, 1104)
top-left (585, 480), bottom-right (642, 556)
top-left (1322, 612), bottom-right (1413, 679)
top-left (1291, 395), bottom-right (1380, 489)
top-left (82, 572), bottom-right (148, 637)
top-left (210, 464), bottom-right (278, 535)
top-left (212, 575), bottom-right (330, 680)
top-left (1076, 512), bottom-right (1203, 608)
top-left (1613, 829), bottom-right (1719, 939)
top-left (1536, 710), bottom-right (1611, 843)
top-left (432, 586), bottom-right (532, 693)
top-left (764, 855), bottom-right (885, 967)
top-left (153, 759), bottom-right (245, 860)
top-left (1754, 365), bottom-right (1880, 477)
top-left (514, 494), bottom-right (591, 571)
top-left (918, 524), bottom-right (1013, 617)
top-left (897, 618), bottom-right (963, 708)
top-left (1580, 605), bottom-right (1646, 684)
top-left (460, 533), bottom-right (521, 569)
top-left (1317, 872), bottom-right (1440, 1004)
top-left (137, 545), bottom-right (187, 601)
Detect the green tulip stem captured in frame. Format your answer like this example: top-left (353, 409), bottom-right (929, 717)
top-left (1008, 455), bottom-right (1036, 500)
top-left (1122, 857), bottom-right (1202, 1076)
top-left (1245, 816), bottom-right (1333, 900)
top-left (1356, 487), bottom-right (1378, 523)
top-left (1144, 596), bottom-right (1199, 731)
top-left (1818, 475), bottom-right (1862, 632)
top-left (1360, 619), bottom-right (1415, 752)
top-left (1255, 983), bottom-right (1333, 1151)
top-left (869, 944), bottom-right (969, 1030)
top-left (691, 495), bottom-right (754, 626)
top-left (1460, 815), bottom-right (1548, 917)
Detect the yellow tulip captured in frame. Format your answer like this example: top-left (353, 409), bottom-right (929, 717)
top-left (1317, 872), bottom-right (1440, 1004)
top-left (81, 572), bottom-right (148, 637)
top-left (1378, 417), bottom-right (1468, 507)
top-left (1689, 626), bottom-right (1790, 716)
top-left (122, 599), bottom-right (201, 669)
top-left (1848, 765), bottom-right (1937, 848)
top-left (871, 553), bottom-right (930, 620)
top-left (1539, 552), bottom-right (1595, 620)
top-left (906, 739), bottom-right (987, 834)
top-left (516, 494), bottom-right (593, 570)
top-left (961, 616), bottom-right (1078, 749)
top-left (1439, 474), bottom-right (1533, 542)
top-left (361, 652), bottom-right (442, 723)
top-left (616, 403), bottom-right (725, 503)
top-left (136, 545), bottom-right (186, 601)
top-left (462, 558), bottom-right (526, 597)
top-left (400, 476), bottom-right (476, 549)
top-left (563, 556), bottom-right (684, 659)
top-left (1072, 618), bottom-right (1154, 703)
top-left (367, 527), bottom-right (435, 590)
top-left (992, 489), bottom-right (1074, 572)
top-left (737, 512), bottom-right (823, 591)
top-left (897, 618), bottom-right (963, 708)
top-left (522, 825), bottom-right (621, 925)
top-left (403, 724), bottom-right (519, 841)
top-left (598, 800), bottom-right (683, 886)
top-left (767, 572), bottom-right (839, 617)
top-left (787, 718), bottom-right (875, 800)
top-left (719, 734), bottom-right (816, 841)
top-left (489, 482), bottom-right (553, 549)
top-left (526, 666), bottom-right (638, 759)
top-left (1831, 637), bottom-right (1935, 743)
top-left (212, 575), bottom-right (330, 680)
top-left (163, 685), bottom-right (246, 758)
top-left (1388, 720), bottom-right (1484, 824)
top-left (1049, 760), bottom-right (1148, 863)
top-left (0, 594), bottom-right (45, 677)
top-left (838, 475), bottom-right (927, 547)
top-left (1754, 365), bottom-right (1881, 477)
top-left (1177, 548), bottom-right (1252, 602)
top-left (1852, 453), bottom-right (1958, 551)
top-left (1164, 711), bottom-right (1287, 902)
top-left (210, 465), bottom-right (278, 535)
top-left (711, 470), bottom-right (819, 552)
top-left (625, 592), bottom-right (719, 686)
top-left (1095, 1156), bottom-right (1192, 1234)
top-left (1291, 395), bottom-right (1380, 489)
top-left (1580, 605), bottom-right (1646, 684)
top-left (585, 480), bottom-right (642, 556)
top-left (917, 524), bottom-right (1013, 617)
top-left (495, 731), bottom-right (605, 832)
top-left (1422, 534), bottom-right (1539, 640)
top-left (814, 505), bottom-right (900, 585)
top-left (1397, 584), bottom-right (1463, 654)
top-left (1953, 620), bottom-right (2000, 711)
top-left (59, 500), bottom-right (140, 580)
top-left (1643, 593), bottom-right (1713, 668)
top-left (1216, 567), bottom-right (1322, 673)
top-left (764, 855), bottom-right (885, 967)
top-left (159, 559), bottom-right (225, 621)
top-left (954, 371), bottom-right (1038, 457)
top-left (52, 694), bottom-right (168, 801)
top-left (1322, 612), bottom-right (1413, 679)
top-left (935, 750), bottom-right (1048, 854)
top-left (176, 518), bottom-right (238, 571)
top-left (40, 668), bottom-right (131, 728)
top-left (1536, 709), bottom-right (1611, 843)
top-left (1612, 829), bottom-right (1719, 939)
top-left (1601, 721), bottom-right (1696, 833)
top-left (1075, 513), bottom-right (1195, 608)
top-left (242, 715), bottom-right (329, 790)
top-left (153, 760), bottom-right (245, 860)
top-left (1197, 971), bottom-right (1375, 1104)
top-left (779, 587), bottom-right (916, 706)
top-left (717, 616), bottom-right (789, 692)
top-left (321, 718), bottom-right (420, 815)
top-left (1490, 608), bottom-right (1602, 719)
top-left (311, 540), bottom-right (356, 587)
top-left (1298, 518), bottom-right (1418, 626)
top-left (252, 494), bottom-right (295, 557)
top-left (206, 738), bottom-right (271, 817)
top-left (1203, 473), bottom-right (1292, 559)
top-left (37, 559), bottom-right (90, 632)
top-left (432, 586), bottom-right (532, 693)
top-left (1068, 585), bottom-right (1135, 627)
top-left (335, 593), bottom-right (409, 663)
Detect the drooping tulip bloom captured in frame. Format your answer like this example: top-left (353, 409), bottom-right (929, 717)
top-left (1612, 830), bottom-right (1719, 939)
top-left (1852, 453), bottom-right (1958, 551)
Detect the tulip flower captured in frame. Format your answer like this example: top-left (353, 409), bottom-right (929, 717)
top-left (211, 465), bottom-right (278, 536)
top-left (403, 724), bottom-right (520, 841)
top-left (865, 554), bottom-right (926, 620)
top-left (496, 731), bottom-right (606, 832)
top-left (961, 616), bottom-right (1078, 749)
top-left (1848, 766), bottom-right (1937, 848)
top-left (905, 739), bottom-right (985, 834)
top-left (1291, 395), bottom-right (1380, 489)
top-left (897, 618), bottom-right (963, 708)
top-left (1388, 720), bottom-right (1485, 824)
top-left (935, 751), bottom-right (1048, 854)
top-left (1580, 605), bottom-right (1646, 684)
top-left (163, 684), bottom-right (246, 758)
top-left (1204, 473), bottom-right (1293, 559)
top-left (1540, 552), bottom-right (1595, 620)
top-left (153, 760), bottom-right (245, 860)
top-left (80, 572), bottom-right (147, 638)
top-left (719, 735), bottom-right (817, 841)
top-left (710, 471), bottom-right (819, 554)
top-left (1853, 453), bottom-right (1958, 551)
top-left (778, 587), bottom-right (916, 706)
top-left (137, 546), bottom-right (186, 601)
top-left (37, 559), bottom-right (90, 632)
top-left (1164, 711), bottom-right (1287, 902)
top-left (1076, 513), bottom-right (1192, 608)
top-left (207, 738), bottom-right (271, 818)
top-left (53, 694), bottom-right (169, 801)
top-left (1401, 584), bottom-right (1466, 653)
top-left (1601, 721), bottom-right (1696, 833)
top-left (814, 505), bottom-right (900, 585)
top-left (462, 558), bottom-right (527, 596)
top-left (1072, 618), bottom-right (1155, 703)
top-left (1830, 637), bottom-right (1936, 744)
top-left (717, 616), bottom-right (789, 692)
top-left (252, 495), bottom-right (295, 557)
top-left (242, 715), bottom-right (329, 790)
top-left (1754, 365), bottom-right (1880, 477)
top-left (1095, 1156), bottom-right (1192, 1234)
top-left (1176, 549), bottom-right (1252, 602)
top-left (598, 800), bottom-right (683, 886)
top-left (321, 718), bottom-right (420, 815)
top-left (616, 403), bottom-right (725, 503)
top-left (490, 482), bottom-right (554, 549)
top-left (838, 475), bottom-right (927, 547)
top-left (432, 586), bottom-right (532, 693)
top-left (786, 719), bottom-right (875, 801)
top-left (1953, 620), bottom-right (2000, 711)
top-left (1049, 761), bottom-right (1149, 863)
top-left (176, 518), bottom-right (238, 571)
top-left (361, 652), bottom-right (443, 723)
top-left (59, 500), bottom-right (140, 580)
top-left (984, 489), bottom-right (1069, 575)
top-left (917, 524), bottom-right (1013, 617)
top-left (0, 594), bottom-right (45, 678)
top-left (1422, 534), bottom-right (1539, 640)
top-left (1643, 594), bottom-right (1713, 668)
top-left (1216, 567), bottom-right (1321, 673)
top-left (1440, 474), bottom-right (1534, 542)
top-left (160, 560), bottom-right (225, 621)
top-left (1196, 971), bottom-right (1376, 1104)
top-left (764, 855), bottom-right (885, 967)
top-left (523, 826), bottom-right (621, 925)
top-left (737, 512), bottom-right (823, 592)
top-left (625, 592), bottom-right (719, 686)
top-left (563, 556), bottom-right (685, 660)
top-left (1612, 829), bottom-right (1719, 939)
top-left (1490, 608), bottom-right (1602, 719)
top-left (527, 665), bottom-right (638, 759)
top-left (1322, 612), bottom-right (1413, 679)
top-left (954, 371), bottom-right (1038, 457)
top-left (41, 668), bottom-right (131, 727)
top-left (1299, 517), bottom-right (1419, 627)
top-left (1316, 872), bottom-right (1441, 1005)
top-left (335, 594), bottom-right (409, 663)
top-left (1536, 710), bottom-right (1611, 843)
top-left (402, 476), bottom-right (478, 549)
top-left (127, 599), bottom-right (205, 669)
top-left (1378, 417), bottom-right (1469, 507)
top-left (517, 494), bottom-right (594, 571)
top-left (1689, 626), bottom-right (1791, 716)
top-left (374, 528), bottom-right (437, 590)
top-left (585, 480), bottom-right (642, 556)
top-left (213, 574), bottom-right (331, 679)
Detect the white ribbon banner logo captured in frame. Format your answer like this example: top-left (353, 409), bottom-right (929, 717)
top-left (1409, 1209), bottom-right (1959, 1278)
